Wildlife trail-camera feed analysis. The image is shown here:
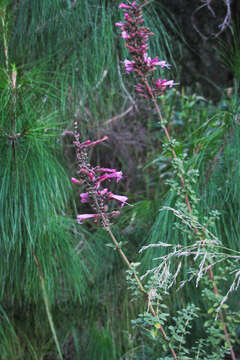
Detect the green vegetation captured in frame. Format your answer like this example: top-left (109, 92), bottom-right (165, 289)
top-left (0, 0), bottom-right (240, 359)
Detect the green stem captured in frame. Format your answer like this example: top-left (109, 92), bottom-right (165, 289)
top-left (101, 216), bottom-right (179, 360)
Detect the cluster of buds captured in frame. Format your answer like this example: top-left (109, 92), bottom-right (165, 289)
top-left (115, 1), bottom-right (176, 98)
top-left (72, 122), bottom-right (128, 225)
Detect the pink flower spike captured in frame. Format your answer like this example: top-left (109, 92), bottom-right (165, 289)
top-left (80, 192), bottom-right (89, 203)
top-left (72, 177), bottom-right (81, 184)
top-left (119, 3), bottom-right (131, 9)
top-left (77, 213), bottom-right (100, 224)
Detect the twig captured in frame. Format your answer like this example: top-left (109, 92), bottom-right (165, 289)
top-left (117, 57), bottom-right (139, 112)
top-left (191, 0), bottom-right (232, 39)
top-left (33, 251), bottom-right (63, 360)
top-left (105, 105), bottom-right (133, 125)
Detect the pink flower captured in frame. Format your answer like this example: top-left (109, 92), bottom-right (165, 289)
top-left (124, 59), bottom-right (135, 74)
top-left (95, 168), bottom-right (117, 173)
top-left (115, 21), bottom-right (125, 27)
top-left (80, 192), bottom-right (89, 203)
top-left (122, 31), bottom-right (131, 39)
top-left (77, 211), bottom-right (121, 224)
top-left (124, 12), bottom-right (130, 21)
top-left (143, 54), bottom-right (170, 69)
top-left (108, 193), bottom-right (128, 207)
top-left (165, 80), bottom-right (175, 87)
top-left (78, 136), bottom-right (108, 149)
top-left (119, 3), bottom-right (131, 9)
top-left (96, 171), bottom-right (123, 186)
top-left (72, 177), bottom-right (81, 184)
top-left (85, 136), bottom-right (108, 148)
top-left (77, 213), bottom-right (100, 224)
top-left (157, 60), bottom-right (171, 68)
top-left (98, 188), bottom-right (108, 195)
top-left (120, 1), bottom-right (136, 7)
top-left (155, 78), bottom-right (175, 90)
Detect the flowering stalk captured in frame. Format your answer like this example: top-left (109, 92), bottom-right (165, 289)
top-left (116, 2), bottom-right (236, 359)
top-left (72, 122), bottom-right (178, 360)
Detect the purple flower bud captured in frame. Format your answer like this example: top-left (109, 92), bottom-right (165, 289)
top-left (124, 12), bottom-right (130, 21)
top-left (122, 31), bottom-right (131, 39)
top-left (72, 177), bottom-right (81, 184)
top-left (80, 193), bottom-right (89, 203)
top-left (98, 188), bottom-right (108, 196)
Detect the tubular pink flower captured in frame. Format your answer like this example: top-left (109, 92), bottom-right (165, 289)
top-left (155, 78), bottom-right (175, 90)
top-left (76, 136), bottom-right (108, 149)
top-left (84, 136), bottom-right (108, 148)
top-left (77, 211), bottom-right (120, 224)
top-left (115, 21), bottom-right (125, 27)
top-left (95, 168), bottom-right (117, 173)
top-left (119, 3), bottom-right (131, 9)
top-left (165, 80), bottom-right (175, 87)
top-left (108, 193), bottom-right (128, 207)
top-left (157, 60), bottom-right (171, 68)
top-left (124, 59), bottom-right (135, 74)
top-left (72, 177), bottom-right (81, 184)
top-left (79, 139), bottom-right (91, 147)
top-left (143, 54), bottom-right (170, 69)
top-left (77, 213), bottom-right (100, 224)
top-left (96, 171), bottom-right (123, 186)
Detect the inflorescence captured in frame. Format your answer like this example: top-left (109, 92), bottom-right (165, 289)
top-left (72, 122), bottom-right (128, 225)
top-left (115, 1), bottom-right (176, 98)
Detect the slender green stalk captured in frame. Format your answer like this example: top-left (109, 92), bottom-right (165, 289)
top-left (33, 252), bottom-right (63, 360)
top-left (101, 215), bottom-right (179, 360)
